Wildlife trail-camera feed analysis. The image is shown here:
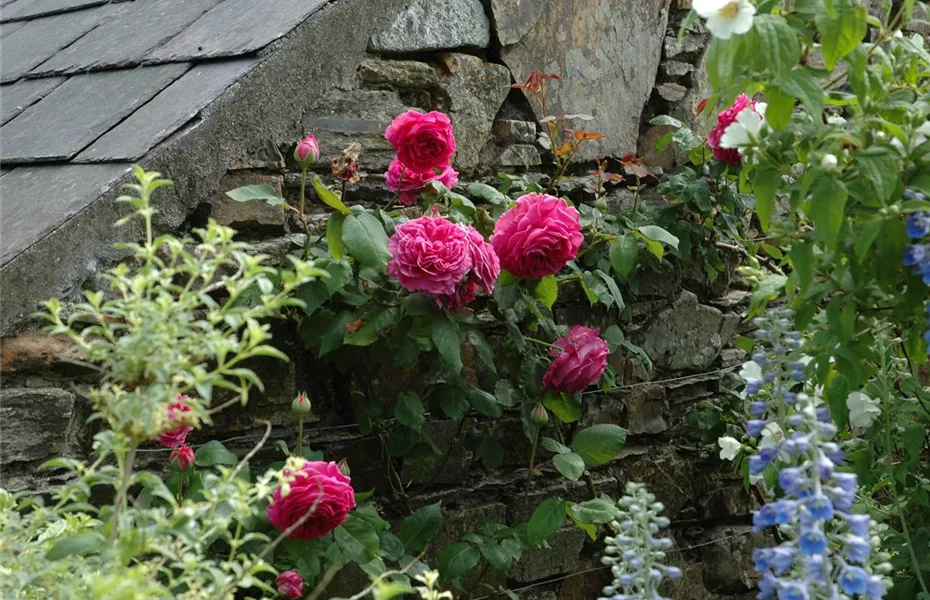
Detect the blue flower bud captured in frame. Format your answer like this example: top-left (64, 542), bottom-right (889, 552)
top-left (866, 575), bottom-right (887, 599)
top-left (779, 581), bottom-right (810, 600)
top-left (840, 566), bottom-right (869, 595)
top-left (771, 546), bottom-right (795, 574)
top-left (844, 514), bottom-right (871, 537)
top-left (799, 528), bottom-right (827, 555)
top-left (747, 419), bottom-right (768, 437)
top-left (750, 401), bottom-right (768, 417)
top-left (833, 472), bottom-right (857, 494)
top-left (752, 353), bottom-right (768, 366)
top-left (664, 566), bottom-right (682, 580)
top-left (816, 407), bottom-right (831, 422)
top-left (807, 494), bottom-right (834, 521)
top-left (845, 536), bottom-right (872, 563)
top-left (778, 467), bottom-right (805, 494)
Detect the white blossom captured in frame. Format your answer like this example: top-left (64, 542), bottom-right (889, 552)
top-left (693, 0), bottom-right (756, 39)
top-left (760, 422), bottom-right (784, 448)
top-left (738, 360), bottom-right (763, 383)
top-left (821, 154), bottom-right (838, 171)
top-left (718, 436), bottom-right (742, 461)
top-left (847, 391), bottom-right (881, 429)
top-left (720, 103), bottom-right (767, 150)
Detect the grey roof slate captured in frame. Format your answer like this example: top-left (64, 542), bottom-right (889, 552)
top-left (0, 0), bottom-right (332, 268)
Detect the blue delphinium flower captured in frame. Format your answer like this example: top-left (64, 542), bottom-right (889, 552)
top-left (599, 482), bottom-right (682, 600)
top-left (902, 192), bottom-right (930, 350)
top-left (742, 310), bottom-right (893, 599)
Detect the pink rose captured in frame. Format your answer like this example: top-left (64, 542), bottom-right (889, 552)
top-left (463, 225), bottom-right (499, 295)
top-left (276, 571), bottom-right (304, 598)
top-left (542, 326), bottom-right (609, 394)
top-left (490, 193), bottom-right (583, 279)
top-left (267, 460), bottom-right (356, 541)
top-left (385, 158), bottom-right (459, 206)
top-left (170, 444), bottom-right (195, 471)
top-left (707, 94), bottom-right (758, 165)
top-left (387, 214), bottom-right (473, 297)
top-left (157, 395), bottom-right (193, 448)
top-left (385, 110), bottom-right (456, 173)
top-left (294, 134), bottom-right (319, 166)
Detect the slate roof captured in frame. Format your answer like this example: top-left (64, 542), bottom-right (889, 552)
top-left (0, 0), bottom-right (328, 265)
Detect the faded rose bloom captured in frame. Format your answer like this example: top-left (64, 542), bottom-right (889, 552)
top-left (276, 570), bottom-right (304, 598)
top-left (542, 326), bottom-right (609, 394)
top-left (385, 110), bottom-right (456, 173)
top-left (387, 214), bottom-right (473, 297)
top-left (170, 444), bottom-right (195, 471)
top-left (267, 459), bottom-right (356, 541)
top-left (331, 143), bottom-right (361, 183)
top-left (294, 134), bottom-right (319, 166)
top-left (437, 225), bottom-right (501, 310)
top-left (490, 193), bottom-right (583, 279)
top-left (385, 158), bottom-right (459, 206)
top-left (707, 93), bottom-right (760, 165)
top-left (157, 395), bottom-right (193, 448)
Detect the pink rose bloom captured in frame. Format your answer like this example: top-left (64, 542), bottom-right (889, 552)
top-left (276, 570), bottom-right (304, 598)
top-left (385, 158), bottom-right (459, 206)
top-left (294, 134), bottom-right (319, 166)
top-left (707, 94), bottom-right (759, 165)
top-left (170, 444), bottom-right (195, 471)
top-left (542, 326), bottom-right (609, 394)
top-left (157, 395), bottom-right (193, 448)
top-left (267, 460), bottom-right (356, 541)
top-left (385, 110), bottom-right (456, 173)
top-left (463, 225), bottom-right (499, 295)
top-left (490, 193), bottom-right (583, 279)
top-left (387, 214), bottom-right (473, 297)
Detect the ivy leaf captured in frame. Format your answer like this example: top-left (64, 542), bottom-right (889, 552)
top-left (541, 391), bottom-right (582, 423)
top-left (432, 316), bottom-right (463, 375)
top-left (326, 213), bottom-right (346, 261)
top-left (399, 502), bottom-right (442, 551)
top-left (335, 514), bottom-right (380, 564)
top-left (342, 213), bottom-right (391, 269)
top-left (532, 275), bottom-right (559, 309)
top-left (526, 498), bottom-right (566, 546)
top-left (609, 235), bottom-right (639, 279)
top-left (753, 167), bottom-right (780, 232)
top-left (439, 386), bottom-right (470, 422)
top-left (395, 392), bottom-right (426, 431)
top-left (194, 441), bottom-right (238, 467)
top-left (312, 175), bottom-right (353, 215)
top-left (553, 452), bottom-right (586, 482)
top-left (816, 0), bottom-right (867, 70)
top-left (570, 498), bottom-right (620, 524)
top-left (570, 424), bottom-right (627, 467)
top-left (437, 542), bottom-right (480, 580)
top-left (808, 178), bottom-right (848, 249)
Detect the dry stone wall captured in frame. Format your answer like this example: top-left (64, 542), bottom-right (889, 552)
top-left (0, 2), bottom-right (768, 598)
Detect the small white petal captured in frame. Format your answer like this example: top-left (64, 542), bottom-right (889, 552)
top-left (718, 436), bottom-right (742, 461)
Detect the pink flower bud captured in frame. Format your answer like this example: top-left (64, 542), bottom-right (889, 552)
top-left (294, 134), bottom-right (319, 166)
top-left (170, 444), bottom-right (195, 471)
top-left (276, 570), bottom-right (305, 598)
top-left (291, 392), bottom-right (312, 416)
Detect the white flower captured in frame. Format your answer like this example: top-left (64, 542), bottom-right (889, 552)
top-left (827, 115), bottom-right (847, 125)
top-left (847, 391), bottom-right (881, 429)
top-left (821, 154), bottom-right (838, 171)
top-left (760, 422), bottom-right (784, 448)
top-left (693, 0), bottom-right (756, 39)
top-left (739, 360), bottom-right (763, 382)
top-left (718, 436), bottom-right (742, 461)
top-left (720, 104), bottom-right (767, 151)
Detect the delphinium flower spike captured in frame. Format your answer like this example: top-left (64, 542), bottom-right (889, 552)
top-left (902, 188), bottom-right (930, 351)
top-left (598, 482), bottom-right (682, 600)
top-left (742, 309), bottom-right (893, 600)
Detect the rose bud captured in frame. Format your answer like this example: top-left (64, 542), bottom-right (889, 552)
top-left (291, 392), bottom-right (312, 416)
top-left (294, 134), bottom-right (319, 167)
top-left (170, 444), bottom-right (195, 471)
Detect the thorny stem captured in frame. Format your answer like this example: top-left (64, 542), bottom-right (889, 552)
top-left (524, 336), bottom-right (557, 350)
top-left (297, 416), bottom-right (304, 459)
top-left (523, 430), bottom-right (540, 506)
top-left (108, 440), bottom-right (139, 548)
top-left (299, 166), bottom-right (313, 261)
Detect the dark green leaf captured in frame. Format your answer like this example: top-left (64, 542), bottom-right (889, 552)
top-left (399, 502), bottom-right (442, 551)
top-left (808, 178), bottom-right (848, 248)
top-left (542, 391), bottom-right (582, 423)
top-left (194, 441), bottom-right (238, 467)
top-left (475, 437), bottom-right (505, 468)
top-left (763, 84), bottom-right (794, 131)
top-left (466, 329), bottom-right (496, 374)
top-left (494, 380), bottom-right (520, 408)
top-left (526, 498), bottom-right (566, 546)
top-left (46, 533), bottom-right (104, 561)
top-left (540, 437), bottom-right (571, 454)
top-left (327, 213), bottom-right (346, 261)
top-left (570, 424), bottom-right (627, 466)
top-left (705, 36), bottom-right (742, 90)
top-left (648, 115), bottom-right (683, 127)
top-left (854, 218), bottom-right (885, 262)
top-left (816, 0), bottom-right (867, 70)
top-left (753, 167), bottom-right (780, 231)
top-left (636, 225), bottom-right (679, 250)
top-left (467, 182), bottom-right (509, 205)
top-left (225, 184), bottom-right (285, 205)
top-left (343, 213), bottom-right (391, 269)
top-left (750, 14), bottom-right (801, 79)
top-left (335, 513), bottom-right (380, 563)
top-left (437, 542), bottom-right (480, 580)
top-left (609, 235), bottom-right (639, 279)
top-left (532, 275), bottom-right (558, 309)
top-left (825, 374), bottom-right (850, 431)
top-left (467, 386), bottom-right (502, 418)
top-left (780, 68), bottom-right (824, 118)
top-left (570, 498), bottom-right (620, 524)
top-left (432, 316), bottom-right (463, 375)
top-left (395, 392), bottom-right (426, 431)
top-left (553, 452), bottom-right (585, 482)
top-left (788, 241), bottom-right (813, 294)
top-left (439, 386), bottom-right (470, 422)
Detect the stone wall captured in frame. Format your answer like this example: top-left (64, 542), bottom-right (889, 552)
top-left (0, 1), bottom-right (769, 598)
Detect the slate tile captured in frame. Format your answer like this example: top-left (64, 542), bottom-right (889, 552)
top-left (147, 0), bottom-right (327, 62)
top-left (0, 19), bottom-right (28, 37)
top-left (1, 64), bottom-right (188, 162)
top-left (1, 0), bottom-right (105, 22)
top-left (0, 4), bottom-right (117, 82)
top-left (1, 77), bottom-right (66, 124)
top-left (31, 0), bottom-right (221, 76)
top-left (76, 58), bottom-right (258, 161)
top-left (0, 163), bottom-right (131, 264)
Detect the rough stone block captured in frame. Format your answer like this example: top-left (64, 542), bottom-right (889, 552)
top-left (700, 483), bottom-right (752, 520)
top-left (0, 387), bottom-right (76, 464)
top-left (664, 31), bottom-right (707, 58)
top-left (635, 291), bottom-right (739, 372)
top-left (502, 0), bottom-right (671, 158)
top-left (625, 385), bottom-right (668, 434)
top-left (491, 0), bottom-right (546, 45)
top-left (438, 53), bottom-right (512, 170)
top-left (358, 58), bottom-right (439, 89)
top-left (656, 82), bottom-right (687, 102)
top-left (492, 119), bottom-right (536, 144)
top-left (207, 173), bottom-right (288, 233)
top-left (495, 144), bottom-right (541, 168)
top-left (369, 0), bottom-right (490, 53)
top-left (663, 59), bottom-right (695, 77)
top-left (699, 526), bottom-right (773, 593)
top-left (509, 527), bottom-right (586, 582)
